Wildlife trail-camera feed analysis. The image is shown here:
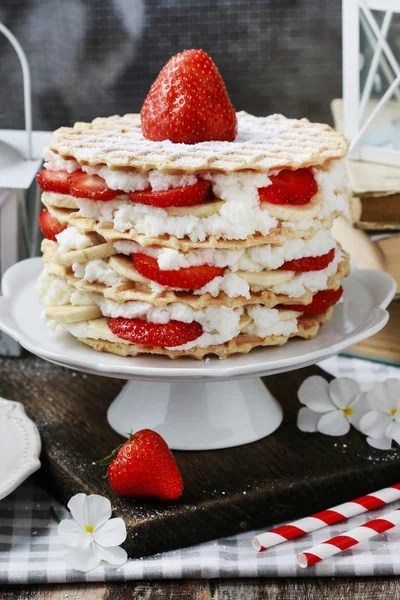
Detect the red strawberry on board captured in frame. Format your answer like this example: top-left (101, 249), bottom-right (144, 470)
top-left (108, 317), bottom-right (203, 347)
top-left (68, 170), bottom-right (120, 201)
top-left (38, 208), bottom-right (66, 241)
top-left (258, 168), bottom-right (318, 206)
top-left (281, 287), bottom-right (343, 314)
top-left (36, 169), bottom-right (70, 194)
top-left (97, 429), bottom-right (184, 501)
top-left (130, 180), bottom-right (211, 208)
top-left (133, 253), bottom-right (224, 290)
top-left (279, 249), bottom-right (335, 272)
top-left (141, 49), bottom-right (237, 144)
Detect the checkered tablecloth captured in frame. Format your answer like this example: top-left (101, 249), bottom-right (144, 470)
top-left (1, 356), bottom-right (399, 584)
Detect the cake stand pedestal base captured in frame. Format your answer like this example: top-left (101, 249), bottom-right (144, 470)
top-left (107, 377), bottom-right (283, 450)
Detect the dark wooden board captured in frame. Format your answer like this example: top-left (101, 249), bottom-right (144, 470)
top-left (0, 354), bottom-right (399, 559)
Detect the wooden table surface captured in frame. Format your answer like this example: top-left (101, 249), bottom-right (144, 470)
top-left (1, 353), bottom-right (400, 599)
top-left (1, 578), bottom-right (400, 599)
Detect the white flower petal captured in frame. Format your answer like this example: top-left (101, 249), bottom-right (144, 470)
top-left (67, 493), bottom-right (112, 531)
top-left (348, 394), bottom-right (370, 430)
top-left (317, 410), bottom-right (350, 436)
top-left (366, 436), bottom-right (393, 450)
top-left (93, 542), bottom-right (128, 566)
top-left (297, 407), bottom-right (320, 432)
top-left (329, 378), bottom-right (361, 409)
top-left (386, 422), bottom-right (400, 445)
top-left (359, 411), bottom-right (392, 439)
top-left (64, 545), bottom-right (101, 572)
top-left (298, 376), bottom-right (333, 412)
top-left (58, 519), bottom-right (92, 549)
top-left (365, 382), bottom-right (395, 413)
top-left (385, 379), bottom-right (400, 410)
top-left (86, 495), bottom-right (112, 530)
top-left (67, 493), bottom-right (89, 529)
top-left (93, 518), bottom-right (127, 547)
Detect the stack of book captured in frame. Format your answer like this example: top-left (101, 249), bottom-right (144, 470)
top-left (331, 99), bottom-right (400, 365)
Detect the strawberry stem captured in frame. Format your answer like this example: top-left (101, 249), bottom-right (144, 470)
top-left (96, 433), bottom-right (134, 468)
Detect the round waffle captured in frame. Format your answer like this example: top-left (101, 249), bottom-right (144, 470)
top-left (76, 309), bottom-right (333, 360)
top-left (49, 112), bottom-right (348, 175)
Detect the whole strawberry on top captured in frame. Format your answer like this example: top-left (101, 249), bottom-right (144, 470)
top-left (141, 49), bottom-right (237, 144)
top-left (98, 429), bottom-right (184, 501)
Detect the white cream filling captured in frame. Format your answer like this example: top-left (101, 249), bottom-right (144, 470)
top-left (44, 152), bottom-right (348, 241)
top-left (59, 321), bottom-right (129, 344)
top-left (268, 247), bottom-right (342, 297)
top-left (38, 271), bottom-right (301, 349)
top-left (36, 269), bottom-right (73, 306)
top-left (243, 306), bottom-right (299, 338)
top-left (314, 160), bottom-right (350, 220)
top-left (73, 171), bottom-right (279, 242)
top-left (55, 227), bottom-right (94, 254)
top-left (72, 259), bottom-right (126, 287)
top-left (75, 165), bottom-right (344, 240)
top-left (48, 228), bottom-right (340, 300)
top-left (77, 235), bottom-right (339, 299)
top-left (114, 229), bottom-right (336, 272)
top-left (192, 246), bottom-right (341, 299)
top-left (195, 273), bottom-right (251, 299)
top-left (44, 148), bottom-right (198, 193)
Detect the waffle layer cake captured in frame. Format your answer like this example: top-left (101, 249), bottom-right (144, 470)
top-left (37, 109), bottom-right (350, 359)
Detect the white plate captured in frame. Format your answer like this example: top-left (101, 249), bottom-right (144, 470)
top-left (0, 257), bottom-right (395, 450)
top-left (0, 398), bottom-right (41, 499)
top-left (0, 258), bottom-right (395, 382)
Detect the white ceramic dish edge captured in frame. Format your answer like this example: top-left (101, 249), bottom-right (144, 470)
top-left (0, 258), bottom-right (395, 381)
top-left (0, 397), bottom-right (41, 500)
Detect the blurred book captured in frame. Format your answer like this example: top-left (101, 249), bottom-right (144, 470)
top-left (331, 99), bottom-right (400, 230)
top-left (344, 302), bottom-right (400, 365)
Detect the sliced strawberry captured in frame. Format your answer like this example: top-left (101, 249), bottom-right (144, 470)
top-left (279, 249), bottom-right (335, 272)
top-left (38, 208), bottom-right (66, 241)
top-left (141, 49), bottom-right (237, 144)
top-left (36, 169), bottom-right (70, 194)
top-left (108, 317), bottom-right (203, 347)
top-left (133, 253), bottom-right (224, 290)
top-left (68, 170), bottom-right (120, 201)
top-left (130, 180), bottom-right (210, 208)
top-left (259, 168), bottom-right (318, 206)
top-left (281, 287), bottom-right (343, 314)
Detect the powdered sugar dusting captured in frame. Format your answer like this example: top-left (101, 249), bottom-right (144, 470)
top-left (49, 112), bottom-right (348, 174)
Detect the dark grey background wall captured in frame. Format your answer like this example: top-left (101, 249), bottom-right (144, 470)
top-left (0, 0), bottom-right (343, 130)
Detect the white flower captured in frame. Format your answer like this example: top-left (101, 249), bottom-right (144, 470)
top-left (359, 379), bottom-right (400, 450)
top-left (297, 376), bottom-right (366, 436)
top-left (58, 493), bottom-right (127, 572)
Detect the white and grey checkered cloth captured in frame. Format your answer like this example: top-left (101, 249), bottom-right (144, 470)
top-left (1, 356), bottom-right (399, 584)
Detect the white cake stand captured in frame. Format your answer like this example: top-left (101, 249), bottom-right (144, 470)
top-left (0, 258), bottom-right (395, 450)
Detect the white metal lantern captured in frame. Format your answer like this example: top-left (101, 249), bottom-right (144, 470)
top-left (0, 23), bottom-right (51, 355)
top-left (342, 0), bottom-right (400, 167)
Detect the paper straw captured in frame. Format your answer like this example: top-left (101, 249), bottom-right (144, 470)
top-left (297, 507), bottom-right (400, 568)
top-left (252, 483), bottom-right (400, 552)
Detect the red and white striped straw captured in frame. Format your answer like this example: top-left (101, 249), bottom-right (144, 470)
top-left (252, 483), bottom-right (400, 552)
top-left (297, 507), bottom-right (400, 568)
